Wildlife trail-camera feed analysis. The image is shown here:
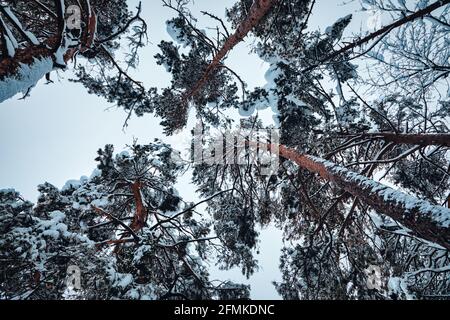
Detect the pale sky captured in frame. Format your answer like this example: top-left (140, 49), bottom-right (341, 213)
top-left (0, 0), bottom-right (372, 299)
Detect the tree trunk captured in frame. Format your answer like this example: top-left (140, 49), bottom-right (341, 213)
top-left (183, 0), bottom-right (278, 102)
top-left (353, 132), bottom-right (450, 147)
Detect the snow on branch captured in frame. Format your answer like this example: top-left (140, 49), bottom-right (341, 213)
top-left (0, 57), bottom-right (53, 103)
top-left (174, 0), bottom-right (279, 130)
top-left (0, 0), bottom-right (99, 102)
top-left (0, 6), bottom-right (40, 46)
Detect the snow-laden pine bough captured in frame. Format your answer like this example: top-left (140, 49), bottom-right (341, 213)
top-left (0, 144), bottom-right (251, 300)
top-left (338, 133), bottom-right (450, 148)
top-left (166, 0), bottom-right (450, 132)
top-left (254, 142), bottom-right (450, 250)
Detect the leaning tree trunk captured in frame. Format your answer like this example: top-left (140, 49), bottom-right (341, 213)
top-left (301, 0), bottom-right (450, 73)
top-left (260, 143), bottom-right (450, 249)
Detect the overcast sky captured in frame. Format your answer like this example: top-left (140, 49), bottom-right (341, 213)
top-left (0, 0), bottom-right (376, 299)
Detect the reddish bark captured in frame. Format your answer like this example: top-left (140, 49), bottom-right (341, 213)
top-left (0, 6), bottom-right (97, 79)
top-left (301, 0), bottom-right (450, 73)
top-left (257, 142), bottom-right (450, 249)
top-left (32, 270), bottom-right (41, 286)
top-left (0, 40), bottom-right (57, 79)
top-left (64, 10), bottom-right (97, 63)
top-left (95, 238), bottom-right (135, 249)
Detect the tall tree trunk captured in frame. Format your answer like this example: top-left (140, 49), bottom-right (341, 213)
top-left (259, 143), bottom-right (450, 249)
top-left (351, 132), bottom-right (450, 147)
